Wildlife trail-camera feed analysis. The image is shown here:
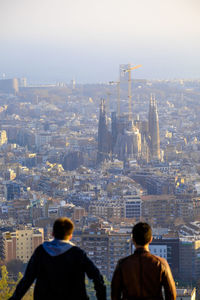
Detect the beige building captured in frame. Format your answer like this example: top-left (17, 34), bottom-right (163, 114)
top-left (3, 226), bottom-right (44, 263)
top-left (89, 199), bottom-right (124, 219)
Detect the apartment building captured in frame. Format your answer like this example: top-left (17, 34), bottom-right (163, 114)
top-left (151, 237), bottom-right (179, 279)
top-left (179, 237), bottom-right (200, 282)
top-left (124, 195), bottom-right (141, 220)
top-left (73, 227), bottom-right (131, 279)
top-left (3, 226), bottom-right (44, 263)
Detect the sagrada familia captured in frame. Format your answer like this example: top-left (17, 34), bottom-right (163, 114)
top-left (97, 95), bottom-right (160, 164)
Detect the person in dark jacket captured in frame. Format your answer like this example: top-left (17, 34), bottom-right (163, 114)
top-left (111, 222), bottom-right (176, 300)
top-left (9, 217), bottom-right (106, 300)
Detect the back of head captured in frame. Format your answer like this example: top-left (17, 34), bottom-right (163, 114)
top-left (132, 222), bottom-right (152, 246)
top-left (53, 217), bottom-right (74, 240)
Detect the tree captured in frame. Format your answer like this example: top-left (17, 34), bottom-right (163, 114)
top-left (86, 276), bottom-right (111, 300)
top-left (0, 265), bottom-right (33, 300)
top-left (0, 265), bottom-right (15, 299)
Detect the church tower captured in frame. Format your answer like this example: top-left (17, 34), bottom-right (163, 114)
top-left (97, 99), bottom-right (111, 163)
top-left (148, 95), bottom-right (160, 160)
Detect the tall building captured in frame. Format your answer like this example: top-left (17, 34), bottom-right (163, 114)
top-left (151, 237), bottom-right (179, 279)
top-left (148, 95), bottom-right (161, 160)
top-left (73, 227), bottom-right (131, 279)
top-left (5, 182), bottom-right (21, 201)
top-left (179, 237), bottom-right (200, 282)
top-left (108, 231), bottom-right (131, 279)
top-left (97, 99), bottom-right (111, 163)
top-left (124, 195), bottom-right (142, 220)
top-left (2, 226), bottom-right (44, 263)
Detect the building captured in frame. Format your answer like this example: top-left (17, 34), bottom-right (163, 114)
top-left (0, 78), bottom-right (19, 94)
top-left (73, 226), bottom-right (132, 279)
top-left (97, 99), bottom-right (111, 163)
top-left (80, 228), bottom-right (109, 276)
top-left (141, 195), bottom-right (177, 226)
top-left (0, 130), bottom-right (7, 146)
top-left (89, 198), bottom-right (124, 219)
top-left (124, 195), bottom-right (142, 220)
top-left (72, 206), bottom-right (86, 221)
top-left (35, 132), bottom-right (52, 148)
top-left (141, 194), bottom-right (197, 226)
top-left (108, 230), bottom-right (131, 279)
top-left (5, 182), bottom-right (21, 201)
top-left (176, 288), bottom-right (196, 300)
top-left (112, 113), bottom-right (142, 161)
top-left (131, 171), bottom-right (175, 195)
top-left (3, 226), bottom-right (44, 263)
top-left (179, 237), bottom-right (200, 282)
top-left (148, 95), bottom-right (161, 161)
top-left (97, 92), bottom-right (161, 164)
top-left (151, 237), bottom-right (179, 279)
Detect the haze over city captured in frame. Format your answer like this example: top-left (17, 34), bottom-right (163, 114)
top-left (1, 0), bottom-right (200, 83)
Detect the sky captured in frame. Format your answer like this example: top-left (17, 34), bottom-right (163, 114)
top-left (0, 0), bottom-right (200, 83)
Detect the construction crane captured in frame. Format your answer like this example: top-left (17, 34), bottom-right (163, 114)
top-left (123, 64), bottom-right (142, 121)
top-left (109, 81), bottom-right (120, 116)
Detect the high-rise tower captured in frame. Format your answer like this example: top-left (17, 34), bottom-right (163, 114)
top-left (148, 95), bottom-right (160, 160)
top-left (97, 99), bottom-right (111, 163)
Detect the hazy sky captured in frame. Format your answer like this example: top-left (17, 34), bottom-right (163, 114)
top-left (0, 0), bottom-right (200, 83)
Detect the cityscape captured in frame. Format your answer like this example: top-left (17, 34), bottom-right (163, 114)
top-left (0, 66), bottom-right (200, 298)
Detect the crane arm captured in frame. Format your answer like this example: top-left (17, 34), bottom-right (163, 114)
top-left (126, 64), bottom-right (142, 72)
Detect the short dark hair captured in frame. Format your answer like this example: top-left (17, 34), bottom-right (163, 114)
top-left (53, 217), bottom-right (74, 240)
top-left (132, 222), bottom-right (152, 246)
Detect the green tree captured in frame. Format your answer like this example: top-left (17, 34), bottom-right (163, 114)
top-left (0, 265), bottom-right (15, 299)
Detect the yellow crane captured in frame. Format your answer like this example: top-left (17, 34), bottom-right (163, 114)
top-left (123, 64), bottom-right (142, 120)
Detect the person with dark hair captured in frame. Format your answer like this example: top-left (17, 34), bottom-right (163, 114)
top-left (9, 217), bottom-right (106, 300)
top-left (111, 222), bottom-right (176, 300)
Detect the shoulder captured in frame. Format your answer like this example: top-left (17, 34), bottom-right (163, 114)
top-left (70, 245), bottom-right (85, 254)
top-left (33, 244), bottom-right (45, 257)
top-left (65, 245), bottom-right (88, 258)
top-left (156, 256), bottom-right (170, 268)
top-left (150, 253), bottom-right (168, 265)
top-left (149, 253), bottom-right (170, 269)
top-left (117, 254), bottom-right (134, 266)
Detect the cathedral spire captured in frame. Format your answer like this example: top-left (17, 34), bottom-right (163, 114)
top-left (97, 99), bottom-right (111, 163)
top-left (148, 95), bottom-right (160, 161)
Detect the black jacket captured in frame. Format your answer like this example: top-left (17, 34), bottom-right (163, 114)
top-left (9, 241), bottom-right (106, 300)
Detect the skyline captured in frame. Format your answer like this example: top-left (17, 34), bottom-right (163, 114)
top-left (0, 0), bottom-right (200, 83)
